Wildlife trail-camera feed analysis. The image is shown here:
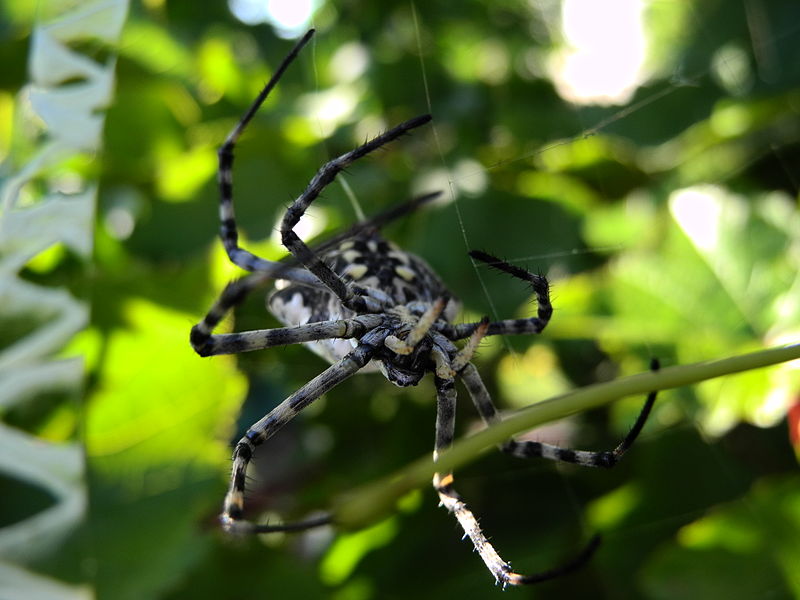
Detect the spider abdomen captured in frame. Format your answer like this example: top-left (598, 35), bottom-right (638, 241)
top-left (268, 231), bottom-right (458, 367)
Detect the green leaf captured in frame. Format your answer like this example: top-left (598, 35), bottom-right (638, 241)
top-left (593, 186), bottom-right (800, 433)
top-left (86, 299), bottom-right (246, 600)
top-left (642, 476), bottom-right (800, 599)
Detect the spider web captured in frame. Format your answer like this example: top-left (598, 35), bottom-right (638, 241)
top-left (397, 0), bottom-right (799, 397)
top-left (387, 2), bottom-right (800, 595)
top-left (20, 4), bottom-right (792, 597)
top-left (406, 1), bottom-right (799, 326)
top-left (215, 3), bottom-right (800, 594)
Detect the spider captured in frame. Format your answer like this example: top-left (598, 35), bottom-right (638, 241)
top-left (190, 29), bottom-right (658, 586)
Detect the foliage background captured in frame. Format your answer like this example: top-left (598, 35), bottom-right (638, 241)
top-left (2, 0), bottom-right (800, 598)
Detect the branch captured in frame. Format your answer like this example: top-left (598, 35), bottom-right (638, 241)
top-left (332, 343), bottom-right (800, 530)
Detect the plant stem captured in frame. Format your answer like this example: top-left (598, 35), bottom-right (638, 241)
top-left (333, 343), bottom-right (800, 530)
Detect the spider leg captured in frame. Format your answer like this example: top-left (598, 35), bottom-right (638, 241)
top-left (190, 270), bottom-right (286, 355)
top-left (190, 259), bottom-right (389, 357)
top-left (437, 250), bottom-right (552, 340)
top-left (222, 327), bottom-right (389, 534)
top-left (193, 313), bottom-right (384, 357)
top-left (308, 190), bottom-right (442, 258)
top-left (216, 29), bottom-right (320, 286)
top-left (192, 271), bottom-right (267, 354)
top-left (231, 191), bottom-right (443, 290)
top-left (432, 374), bottom-right (513, 583)
top-left (280, 114), bottom-right (432, 312)
top-left (460, 359), bottom-right (660, 468)
top-left (432, 373), bottom-right (599, 586)
top-left (385, 297), bottom-right (447, 355)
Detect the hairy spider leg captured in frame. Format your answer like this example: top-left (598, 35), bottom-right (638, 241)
top-left (216, 29), bottom-right (319, 286)
top-left (460, 359), bottom-right (659, 468)
top-left (222, 327), bottom-right (391, 534)
top-left (432, 369), bottom-right (601, 587)
top-left (428, 322), bottom-right (659, 584)
top-left (437, 250), bottom-right (553, 340)
top-left (191, 191), bottom-right (441, 357)
top-left (307, 191), bottom-right (442, 260)
top-left (279, 113), bottom-right (431, 314)
top-left (189, 268), bottom-right (384, 359)
top-left (432, 372), bottom-right (513, 584)
top-left (217, 26), bottom-right (432, 308)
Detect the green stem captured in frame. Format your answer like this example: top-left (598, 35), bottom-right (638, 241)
top-left (333, 343), bottom-right (800, 530)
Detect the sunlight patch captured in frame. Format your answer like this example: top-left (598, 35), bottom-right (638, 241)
top-left (551, 0), bottom-right (647, 105)
top-left (229, 0), bottom-right (316, 38)
top-left (329, 42), bottom-right (370, 84)
top-left (411, 159), bottom-right (487, 202)
top-left (712, 43), bottom-right (753, 96)
top-left (299, 85), bottom-right (361, 138)
top-left (669, 186), bottom-right (725, 252)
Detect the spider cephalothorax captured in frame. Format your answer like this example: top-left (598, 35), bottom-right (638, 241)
top-left (191, 29), bottom-right (657, 587)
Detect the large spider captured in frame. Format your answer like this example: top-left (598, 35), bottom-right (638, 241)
top-left (190, 29), bottom-right (658, 586)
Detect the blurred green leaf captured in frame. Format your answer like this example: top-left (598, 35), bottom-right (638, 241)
top-left (588, 186), bottom-right (800, 433)
top-left (86, 299), bottom-right (246, 600)
top-left (4, 0), bottom-right (799, 597)
top-left (642, 476), bottom-right (800, 599)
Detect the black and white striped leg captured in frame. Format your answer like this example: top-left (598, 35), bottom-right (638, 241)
top-left (222, 329), bottom-right (386, 534)
top-left (191, 192), bottom-right (444, 357)
top-left (438, 250), bottom-right (552, 340)
top-left (432, 374), bottom-right (598, 586)
top-left (189, 269), bottom-right (382, 359)
top-left (280, 114), bottom-right (432, 311)
top-left (191, 272), bottom-right (271, 355)
top-left (308, 191), bottom-right (442, 259)
top-left (460, 359), bottom-right (660, 469)
top-left (432, 375), bottom-right (515, 585)
top-left (224, 190), bottom-right (442, 295)
top-left (194, 313), bottom-right (383, 357)
top-left (215, 30), bottom-right (321, 286)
